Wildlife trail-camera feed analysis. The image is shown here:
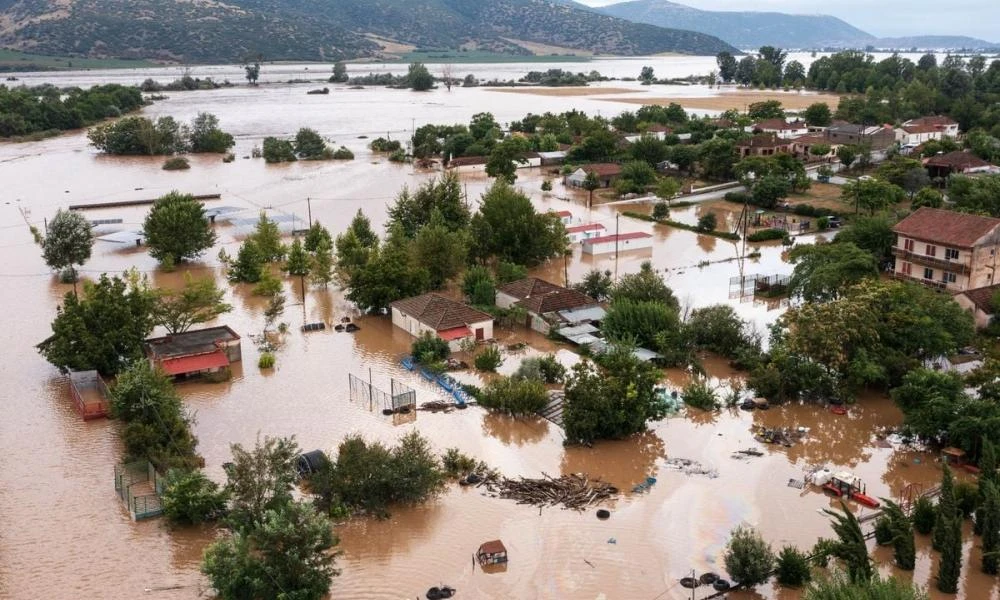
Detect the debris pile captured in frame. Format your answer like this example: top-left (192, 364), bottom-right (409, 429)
top-left (419, 400), bottom-right (458, 413)
top-left (752, 425), bottom-right (809, 447)
top-left (483, 473), bottom-right (618, 510)
top-left (731, 448), bottom-right (764, 459)
top-left (663, 458), bottom-right (718, 478)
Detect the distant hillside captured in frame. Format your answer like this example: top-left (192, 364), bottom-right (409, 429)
top-left (872, 36), bottom-right (999, 51)
top-left (598, 0), bottom-right (873, 49)
top-left (0, 0), bottom-right (737, 64)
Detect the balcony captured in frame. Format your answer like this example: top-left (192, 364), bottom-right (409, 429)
top-left (889, 271), bottom-right (949, 290)
top-left (891, 248), bottom-right (970, 274)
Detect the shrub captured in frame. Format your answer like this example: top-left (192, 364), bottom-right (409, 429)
top-left (682, 379), bottom-right (718, 410)
top-left (724, 190), bottom-right (752, 204)
top-left (776, 545), bottom-right (812, 587)
top-left (697, 212), bottom-right (718, 232)
top-left (162, 156), bottom-right (190, 170)
top-left (541, 179), bottom-right (553, 192)
top-left (512, 354), bottom-right (566, 383)
top-left (262, 137), bottom-right (297, 163)
top-left (955, 481), bottom-right (978, 517)
top-left (258, 352), bottom-right (276, 369)
top-left (652, 202), bottom-right (669, 220)
top-left (331, 146), bottom-right (354, 160)
top-left (724, 525), bottom-right (776, 588)
top-left (912, 496), bottom-right (936, 534)
top-left (874, 517), bottom-right (894, 545)
top-left (162, 469), bottom-right (227, 525)
top-left (389, 149), bottom-right (407, 162)
top-left (747, 228), bottom-right (787, 242)
top-left (411, 332), bottom-right (450, 364)
top-left (475, 345), bottom-right (504, 372)
top-left (441, 448), bottom-right (480, 478)
top-left (252, 271), bottom-right (282, 297)
top-left (479, 376), bottom-right (548, 416)
top-left (369, 137), bottom-right (402, 152)
top-left (817, 216), bottom-right (829, 230)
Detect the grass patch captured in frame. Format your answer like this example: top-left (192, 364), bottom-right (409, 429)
top-left (622, 211), bottom-right (740, 241)
top-left (0, 49), bottom-right (156, 72)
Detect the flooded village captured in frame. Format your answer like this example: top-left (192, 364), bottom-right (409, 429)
top-left (3, 50), bottom-right (1000, 600)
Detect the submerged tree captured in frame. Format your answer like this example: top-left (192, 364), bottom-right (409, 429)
top-left (143, 191), bottom-right (217, 266)
top-left (152, 273), bottom-right (232, 334)
top-left (723, 525), bottom-right (776, 588)
top-left (823, 502), bottom-right (873, 584)
top-left (41, 209), bottom-right (94, 284)
top-left (982, 481), bottom-right (1000, 574)
top-left (881, 499), bottom-right (915, 570)
top-left (976, 440), bottom-right (998, 535)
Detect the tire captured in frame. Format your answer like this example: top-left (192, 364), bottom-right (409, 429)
top-left (596, 509), bottom-right (611, 520)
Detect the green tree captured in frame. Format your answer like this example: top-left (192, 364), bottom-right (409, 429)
top-left (723, 525), bottom-right (776, 588)
top-left (602, 299), bottom-right (680, 350)
top-left (736, 55), bottom-right (757, 86)
top-left (330, 62), bottom-right (349, 83)
top-left (41, 209), bottom-right (93, 283)
top-left (982, 481), bottom-right (1000, 574)
top-left (686, 304), bottom-right (756, 358)
top-left (913, 187), bottom-right (944, 209)
top-left (263, 292), bottom-right (286, 332)
top-left (188, 113), bottom-right (234, 153)
top-left (656, 177), bottom-right (680, 201)
top-left (310, 240), bottom-right (334, 289)
top-left (479, 376), bottom-right (548, 416)
top-left (776, 545), bottom-right (812, 587)
top-left (913, 496), bottom-right (937, 534)
top-left (976, 439), bottom-right (998, 535)
top-left (411, 331), bottom-right (450, 364)
top-left (933, 465), bottom-right (957, 551)
top-left (697, 212), bottom-right (718, 232)
top-left (463, 266), bottom-right (496, 306)
top-left (611, 261), bottom-right (679, 309)
top-left (261, 137), bottom-right (296, 163)
top-left (38, 273), bottom-right (155, 376)
top-left (294, 128), bottom-right (330, 159)
top-left (936, 511), bottom-right (962, 593)
top-left (784, 60), bottom-right (806, 86)
top-left (228, 238), bottom-right (265, 284)
top-left (143, 192), bottom-right (217, 265)
top-left (804, 102), bottom-right (832, 127)
top-left (153, 273), bottom-right (232, 334)
top-left (412, 212), bottom-right (468, 288)
top-left (162, 469), bottom-right (227, 525)
top-left (469, 181), bottom-right (566, 267)
top-left (250, 213), bottom-right (286, 262)
top-left (388, 173), bottom-right (469, 237)
top-left (836, 145), bottom-right (858, 169)
top-left (284, 238), bottom-right (311, 277)
top-left (303, 221), bottom-right (332, 252)
top-left (639, 66), bottom-right (654, 83)
top-left (841, 178), bottom-right (905, 215)
top-left (224, 435), bottom-right (300, 530)
top-left (833, 215), bottom-right (895, 264)
top-left (823, 502), bottom-right (874, 584)
top-left (202, 500), bottom-right (338, 600)
top-left (803, 573), bottom-right (929, 600)
top-left (485, 136), bottom-right (530, 183)
top-left (346, 224), bottom-right (430, 312)
top-left (243, 61), bottom-right (260, 85)
top-left (787, 242), bottom-right (878, 302)
top-left (407, 62), bottom-right (434, 91)
top-left (751, 174), bottom-right (791, 209)
top-left (88, 116), bottom-right (186, 155)
top-left (716, 51), bottom-right (737, 83)
top-left (582, 170), bottom-right (601, 209)
top-left (572, 270), bottom-right (613, 302)
top-left (630, 134), bottom-right (668, 166)
top-left (747, 100), bottom-right (785, 120)
top-left (881, 499), bottom-right (915, 570)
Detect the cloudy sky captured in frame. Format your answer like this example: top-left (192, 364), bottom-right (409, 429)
top-left (576, 0), bottom-right (999, 40)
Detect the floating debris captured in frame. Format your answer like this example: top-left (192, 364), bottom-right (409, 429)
top-left (663, 458), bottom-right (718, 478)
top-left (752, 425), bottom-right (809, 447)
top-left (787, 478), bottom-right (805, 489)
top-left (482, 473), bottom-right (618, 510)
top-left (632, 476), bottom-right (658, 493)
top-left (732, 448), bottom-right (764, 458)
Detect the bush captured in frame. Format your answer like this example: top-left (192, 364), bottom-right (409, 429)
top-left (258, 352), bottom-right (275, 369)
top-left (817, 216), bottom-right (829, 230)
top-left (724, 190), bottom-right (752, 204)
top-left (541, 179), bottom-right (553, 192)
top-left (747, 228), bottom-right (787, 242)
top-left (810, 538), bottom-right (837, 568)
top-left (479, 376), bottom-right (548, 416)
top-left (252, 271), bottom-right (282, 297)
top-left (411, 332), bottom-right (450, 364)
top-left (389, 149), bottom-right (407, 162)
top-left (163, 156), bottom-right (190, 170)
top-left (475, 345), bottom-right (504, 372)
top-left (441, 448), bottom-right (480, 478)
top-left (512, 354), bottom-right (566, 383)
top-left (955, 481), bottom-right (978, 517)
top-left (369, 137), bottom-right (402, 152)
top-left (682, 379), bottom-right (718, 410)
top-left (331, 146), bottom-right (354, 160)
top-left (724, 525), bottom-right (776, 588)
top-left (697, 212), bottom-right (718, 232)
top-left (162, 469), bottom-right (227, 525)
top-left (913, 496), bottom-right (936, 534)
top-left (776, 545), bottom-right (812, 587)
top-left (874, 517), bottom-right (894, 545)
top-left (262, 137), bottom-right (297, 163)
top-left (652, 202), bottom-right (670, 220)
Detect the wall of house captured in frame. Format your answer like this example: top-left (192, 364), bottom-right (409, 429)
top-left (467, 319), bottom-right (494, 343)
top-left (390, 307), bottom-right (436, 339)
top-left (970, 245), bottom-right (1000, 289)
top-left (892, 235), bottom-right (972, 290)
top-left (583, 237), bottom-right (653, 255)
top-left (954, 294), bottom-right (992, 329)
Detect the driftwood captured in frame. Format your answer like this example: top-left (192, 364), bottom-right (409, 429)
top-left (482, 472), bottom-right (618, 510)
top-left (419, 401), bottom-right (456, 413)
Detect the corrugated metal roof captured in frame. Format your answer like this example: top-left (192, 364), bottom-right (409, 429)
top-left (159, 349), bottom-right (230, 376)
top-left (556, 323), bottom-right (599, 338)
top-left (557, 305), bottom-right (606, 324)
top-left (97, 230), bottom-right (146, 244)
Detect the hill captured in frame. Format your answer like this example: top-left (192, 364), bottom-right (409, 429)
top-left (0, 0), bottom-right (737, 64)
top-left (598, 0), bottom-right (873, 49)
top-left (871, 36), bottom-right (999, 51)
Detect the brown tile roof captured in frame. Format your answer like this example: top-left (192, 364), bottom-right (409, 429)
top-left (893, 207), bottom-right (1000, 248)
top-left (960, 284), bottom-right (1000, 314)
top-left (924, 151), bottom-right (991, 170)
top-left (447, 156), bottom-right (487, 167)
top-left (907, 115), bottom-right (957, 128)
top-left (478, 540), bottom-right (507, 555)
top-left (792, 133), bottom-right (832, 145)
top-left (901, 124), bottom-right (940, 134)
top-left (754, 119), bottom-right (806, 131)
top-left (737, 133), bottom-right (789, 149)
top-left (498, 277), bottom-right (597, 315)
top-left (390, 293), bottom-right (492, 331)
top-left (583, 163), bottom-right (622, 177)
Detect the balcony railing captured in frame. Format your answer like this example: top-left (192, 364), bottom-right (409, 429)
top-left (891, 248), bottom-right (970, 274)
top-left (889, 271), bottom-right (949, 290)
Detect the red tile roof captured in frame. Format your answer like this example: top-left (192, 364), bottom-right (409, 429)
top-left (960, 284), bottom-right (1000, 314)
top-left (582, 163), bottom-right (622, 177)
top-left (924, 151), bottom-right (991, 170)
top-left (585, 232), bottom-right (653, 245)
top-left (907, 115), bottom-right (957, 128)
top-left (901, 124), bottom-right (940, 134)
top-left (498, 277), bottom-right (597, 315)
top-left (159, 350), bottom-right (230, 376)
top-left (737, 133), bottom-right (789, 149)
top-left (554, 210), bottom-right (573, 218)
top-left (566, 223), bottom-right (606, 234)
top-left (448, 156), bottom-right (487, 167)
top-left (390, 293), bottom-right (493, 331)
top-left (754, 119), bottom-right (806, 131)
top-left (478, 540), bottom-right (507, 555)
top-left (893, 207), bottom-right (1000, 248)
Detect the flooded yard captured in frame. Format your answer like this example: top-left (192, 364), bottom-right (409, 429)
top-left (0, 69), bottom-right (993, 599)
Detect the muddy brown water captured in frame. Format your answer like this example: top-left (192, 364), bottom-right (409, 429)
top-left (0, 77), bottom-right (995, 599)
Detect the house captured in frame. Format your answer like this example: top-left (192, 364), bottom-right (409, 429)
top-left (551, 210), bottom-right (574, 226)
top-left (824, 123), bottom-right (896, 150)
top-left (954, 283), bottom-right (1000, 329)
top-left (751, 119), bottom-right (809, 139)
top-left (537, 150), bottom-right (567, 166)
top-left (924, 151), bottom-right (996, 178)
top-left (565, 163), bottom-right (622, 188)
top-left (904, 116), bottom-right (959, 138)
top-left (736, 134), bottom-right (791, 158)
top-left (895, 124), bottom-right (943, 146)
top-left (477, 540), bottom-right (508, 566)
top-left (565, 222), bottom-right (606, 243)
top-left (496, 277), bottom-right (602, 334)
top-left (891, 207), bottom-right (1000, 291)
top-left (791, 133), bottom-right (838, 160)
top-left (389, 293), bottom-right (493, 351)
top-left (446, 155), bottom-right (488, 174)
top-left (582, 231), bottom-right (653, 255)
top-left (145, 326), bottom-right (242, 379)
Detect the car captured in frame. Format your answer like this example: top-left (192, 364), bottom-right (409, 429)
top-left (825, 216), bottom-right (842, 228)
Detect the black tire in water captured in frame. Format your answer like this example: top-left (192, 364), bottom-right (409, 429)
top-left (713, 579), bottom-right (731, 591)
top-left (699, 572), bottom-right (718, 585)
top-left (679, 577), bottom-right (699, 588)
top-left (596, 509), bottom-right (611, 520)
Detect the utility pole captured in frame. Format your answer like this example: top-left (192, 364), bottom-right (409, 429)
top-left (306, 197), bottom-right (312, 227)
top-left (563, 252), bottom-right (569, 287)
top-left (614, 212), bottom-right (620, 281)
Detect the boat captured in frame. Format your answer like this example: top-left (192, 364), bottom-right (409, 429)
top-left (401, 356), bottom-right (415, 371)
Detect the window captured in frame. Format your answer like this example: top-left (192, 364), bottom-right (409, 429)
top-left (924, 268), bottom-right (934, 280)
top-left (945, 248), bottom-right (960, 260)
top-left (942, 272), bottom-right (957, 284)
top-left (904, 239), bottom-right (914, 252)
top-left (925, 244), bottom-right (936, 257)
top-left (900, 262), bottom-right (912, 275)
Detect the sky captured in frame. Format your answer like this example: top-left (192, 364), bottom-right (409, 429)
top-left (575, 0), bottom-right (1000, 41)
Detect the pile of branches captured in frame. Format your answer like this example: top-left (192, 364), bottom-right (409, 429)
top-left (482, 473), bottom-right (618, 510)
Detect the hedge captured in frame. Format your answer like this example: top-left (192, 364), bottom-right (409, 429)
top-left (622, 211), bottom-right (740, 241)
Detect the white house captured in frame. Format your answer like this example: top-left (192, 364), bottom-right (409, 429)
top-left (750, 119), bottom-right (809, 140)
top-left (496, 277), bottom-right (601, 334)
top-left (389, 293), bottom-right (494, 351)
top-left (550, 210), bottom-right (574, 226)
top-left (565, 223), bottom-right (606, 243)
top-left (904, 116), bottom-right (960, 138)
top-left (582, 232), bottom-right (653, 255)
top-left (895, 124), bottom-right (943, 146)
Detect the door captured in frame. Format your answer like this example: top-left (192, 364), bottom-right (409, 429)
top-left (475, 328), bottom-right (484, 341)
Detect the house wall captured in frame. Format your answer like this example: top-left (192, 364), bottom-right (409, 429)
top-left (391, 307), bottom-right (436, 338)
top-left (582, 237), bottom-right (653, 255)
top-left (220, 338), bottom-right (242, 363)
top-left (954, 294), bottom-right (993, 329)
top-left (891, 234), bottom-right (1000, 291)
top-left (467, 319), bottom-right (494, 343)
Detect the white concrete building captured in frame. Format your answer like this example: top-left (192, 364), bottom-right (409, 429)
top-left (582, 232), bottom-right (653, 255)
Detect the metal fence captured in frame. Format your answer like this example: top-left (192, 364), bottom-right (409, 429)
top-left (349, 373), bottom-right (417, 416)
top-left (391, 379), bottom-right (416, 411)
top-left (114, 461), bottom-right (164, 520)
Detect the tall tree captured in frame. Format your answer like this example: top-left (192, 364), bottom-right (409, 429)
top-left (803, 103), bottom-right (832, 127)
top-left (310, 240), bottom-right (334, 289)
top-left (187, 112), bottom-right (234, 153)
top-left (346, 224), bottom-right (430, 312)
top-left (469, 181), bottom-right (566, 267)
top-left (143, 192), bottom-right (217, 266)
top-left (611, 261), bottom-right (679, 309)
top-left (284, 238), bottom-right (311, 277)
top-left (153, 273), bottom-right (232, 334)
top-left (228, 238), bottom-right (265, 284)
top-left (982, 481), bottom-right (1000, 574)
top-left (407, 62), bottom-right (434, 91)
top-left (880, 499), bottom-right (915, 570)
top-left (41, 209), bottom-right (94, 284)
top-left (303, 221), bottom-right (332, 253)
top-left (936, 512), bottom-right (962, 593)
top-left (723, 525), bottom-right (776, 588)
top-left (823, 502), bottom-right (874, 584)
top-left (716, 52), bottom-right (737, 83)
top-left (249, 213), bottom-right (285, 262)
top-left (411, 211), bottom-right (468, 288)
top-left (933, 465), bottom-right (956, 551)
top-left (387, 174), bottom-right (468, 237)
top-left (485, 136), bottom-right (530, 183)
top-left (787, 242), bottom-right (879, 302)
top-left (582, 170), bottom-right (601, 209)
top-left (976, 440), bottom-right (998, 535)
top-left (224, 435), bottom-right (300, 530)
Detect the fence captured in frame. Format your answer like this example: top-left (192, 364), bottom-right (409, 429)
top-left (729, 273), bottom-right (791, 302)
top-left (348, 373), bottom-right (417, 417)
top-left (68, 370), bottom-right (110, 420)
top-left (114, 461), bottom-right (164, 520)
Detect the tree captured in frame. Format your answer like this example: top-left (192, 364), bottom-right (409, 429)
top-left (630, 134), bottom-right (668, 167)
top-left (388, 173), bottom-right (469, 237)
top-left (982, 481), bottom-right (1000, 574)
top-left (936, 511), bottom-right (962, 593)
top-left (250, 213), bottom-right (285, 262)
top-left (144, 192), bottom-right (217, 266)
top-left (579, 170), bottom-right (601, 209)
top-left (162, 469), bottom-right (227, 525)
top-left (411, 211), bottom-right (468, 288)
top-left (485, 137), bottom-right (530, 183)
top-left (228, 239), bottom-right (265, 284)
top-left (686, 305), bottom-right (755, 358)
top-left (202, 500), bottom-right (338, 600)
top-left (479, 376), bottom-right (548, 416)
top-left (243, 61), bottom-right (260, 85)
top-left (717, 51), bottom-right (737, 83)
top-left (188, 112), bottom-right (234, 153)
top-left (723, 525), bottom-right (776, 588)
top-left (784, 60), bottom-right (806, 86)
top-left (153, 273), bottom-right (232, 334)
top-left (263, 293), bottom-right (285, 332)
top-left (655, 177), bottom-right (680, 202)
top-left (303, 221), bottom-right (332, 252)
top-left (804, 103), bottom-right (832, 127)
top-left (697, 212), bottom-right (717, 232)
top-left (38, 273), bottom-right (155, 376)
top-left (88, 116), bottom-right (186, 155)
top-left (411, 332), bottom-right (450, 365)
top-left (833, 215), bottom-right (895, 264)
top-left (41, 209), bottom-right (93, 283)
top-left (751, 174), bottom-right (791, 209)
top-left (913, 187), bottom-right (944, 209)
top-left (602, 299), bottom-right (681, 350)
top-left (639, 66), bottom-right (654, 84)
top-left (803, 573), bottom-right (929, 600)
top-left (881, 499), bottom-right (915, 570)
top-left (976, 439), bottom-right (998, 535)
top-left (823, 503), bottom-right (873, 584)
top-left (747, 100), bottom-right (785, 121)
top-left (463, 266), bottom-right (496, 306)
top-left (294, 128), bottom-right (330, 159)
top-left (407, 62), bottom-right (434, 91)
top-left (224, 435), bottom-right (300, 530)
top-left (572, 270), bottom-right (613, 302)
top-left (841, 179), bottom-right (905, 215)
top-left (933, 465), bottom-right (957, 551)
top-left (346, 225), bottom-right (430, 312)
top-left (736, 55), bottom-right (757, 86)
top-left (330, 62), bottom-right (349, 83)
top-left (284, 238), bottom-right (311, 277)
top-left (776, 545), bottom-right (812, 587)
top-left (309, 239), bottom-right (334, 289)
top-left (787, 242), bottom-right (878, 302)
top-left (836, 145), bottom-right (858, 169)
top-left (611, 262), bottom-right (678, 309)
top-left (469, 181), bottom-right (566, 267)
top-left (261, 137), bottom-right (296, 163)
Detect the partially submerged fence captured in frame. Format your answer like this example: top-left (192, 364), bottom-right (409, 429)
top-left (68, 370), bottom-right (110, 420)
top-left (114, 461), bottom-right (164, 520)
top-left (348, 373), bottom-right (416, 418)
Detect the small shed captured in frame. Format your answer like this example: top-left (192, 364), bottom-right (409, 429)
top-left (477, 540), bottom-right (508, 566)
top-left (581, 232), bottom-right (653, 255)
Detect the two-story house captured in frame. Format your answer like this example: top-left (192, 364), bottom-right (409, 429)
top-left (751, 119), bottom-right (809, 140)
top-left (891, 208), bottom-right (1000, 291)
top-left (903, 116), bottom-right (960, 138)
top-left (825, 123), bottom-right (896, 150)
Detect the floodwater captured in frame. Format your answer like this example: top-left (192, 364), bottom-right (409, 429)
top-left (0, 63), bottom-right (994, 600)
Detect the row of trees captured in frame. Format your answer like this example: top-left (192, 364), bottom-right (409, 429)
top-left (716, 47), bottom-right (805, 88)
top-left (88, 112), bottom-right (234, 155)
top-left (261, 128), bottom-right (354, 163)
top-left (0, 83), bottom-right (144, 138)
